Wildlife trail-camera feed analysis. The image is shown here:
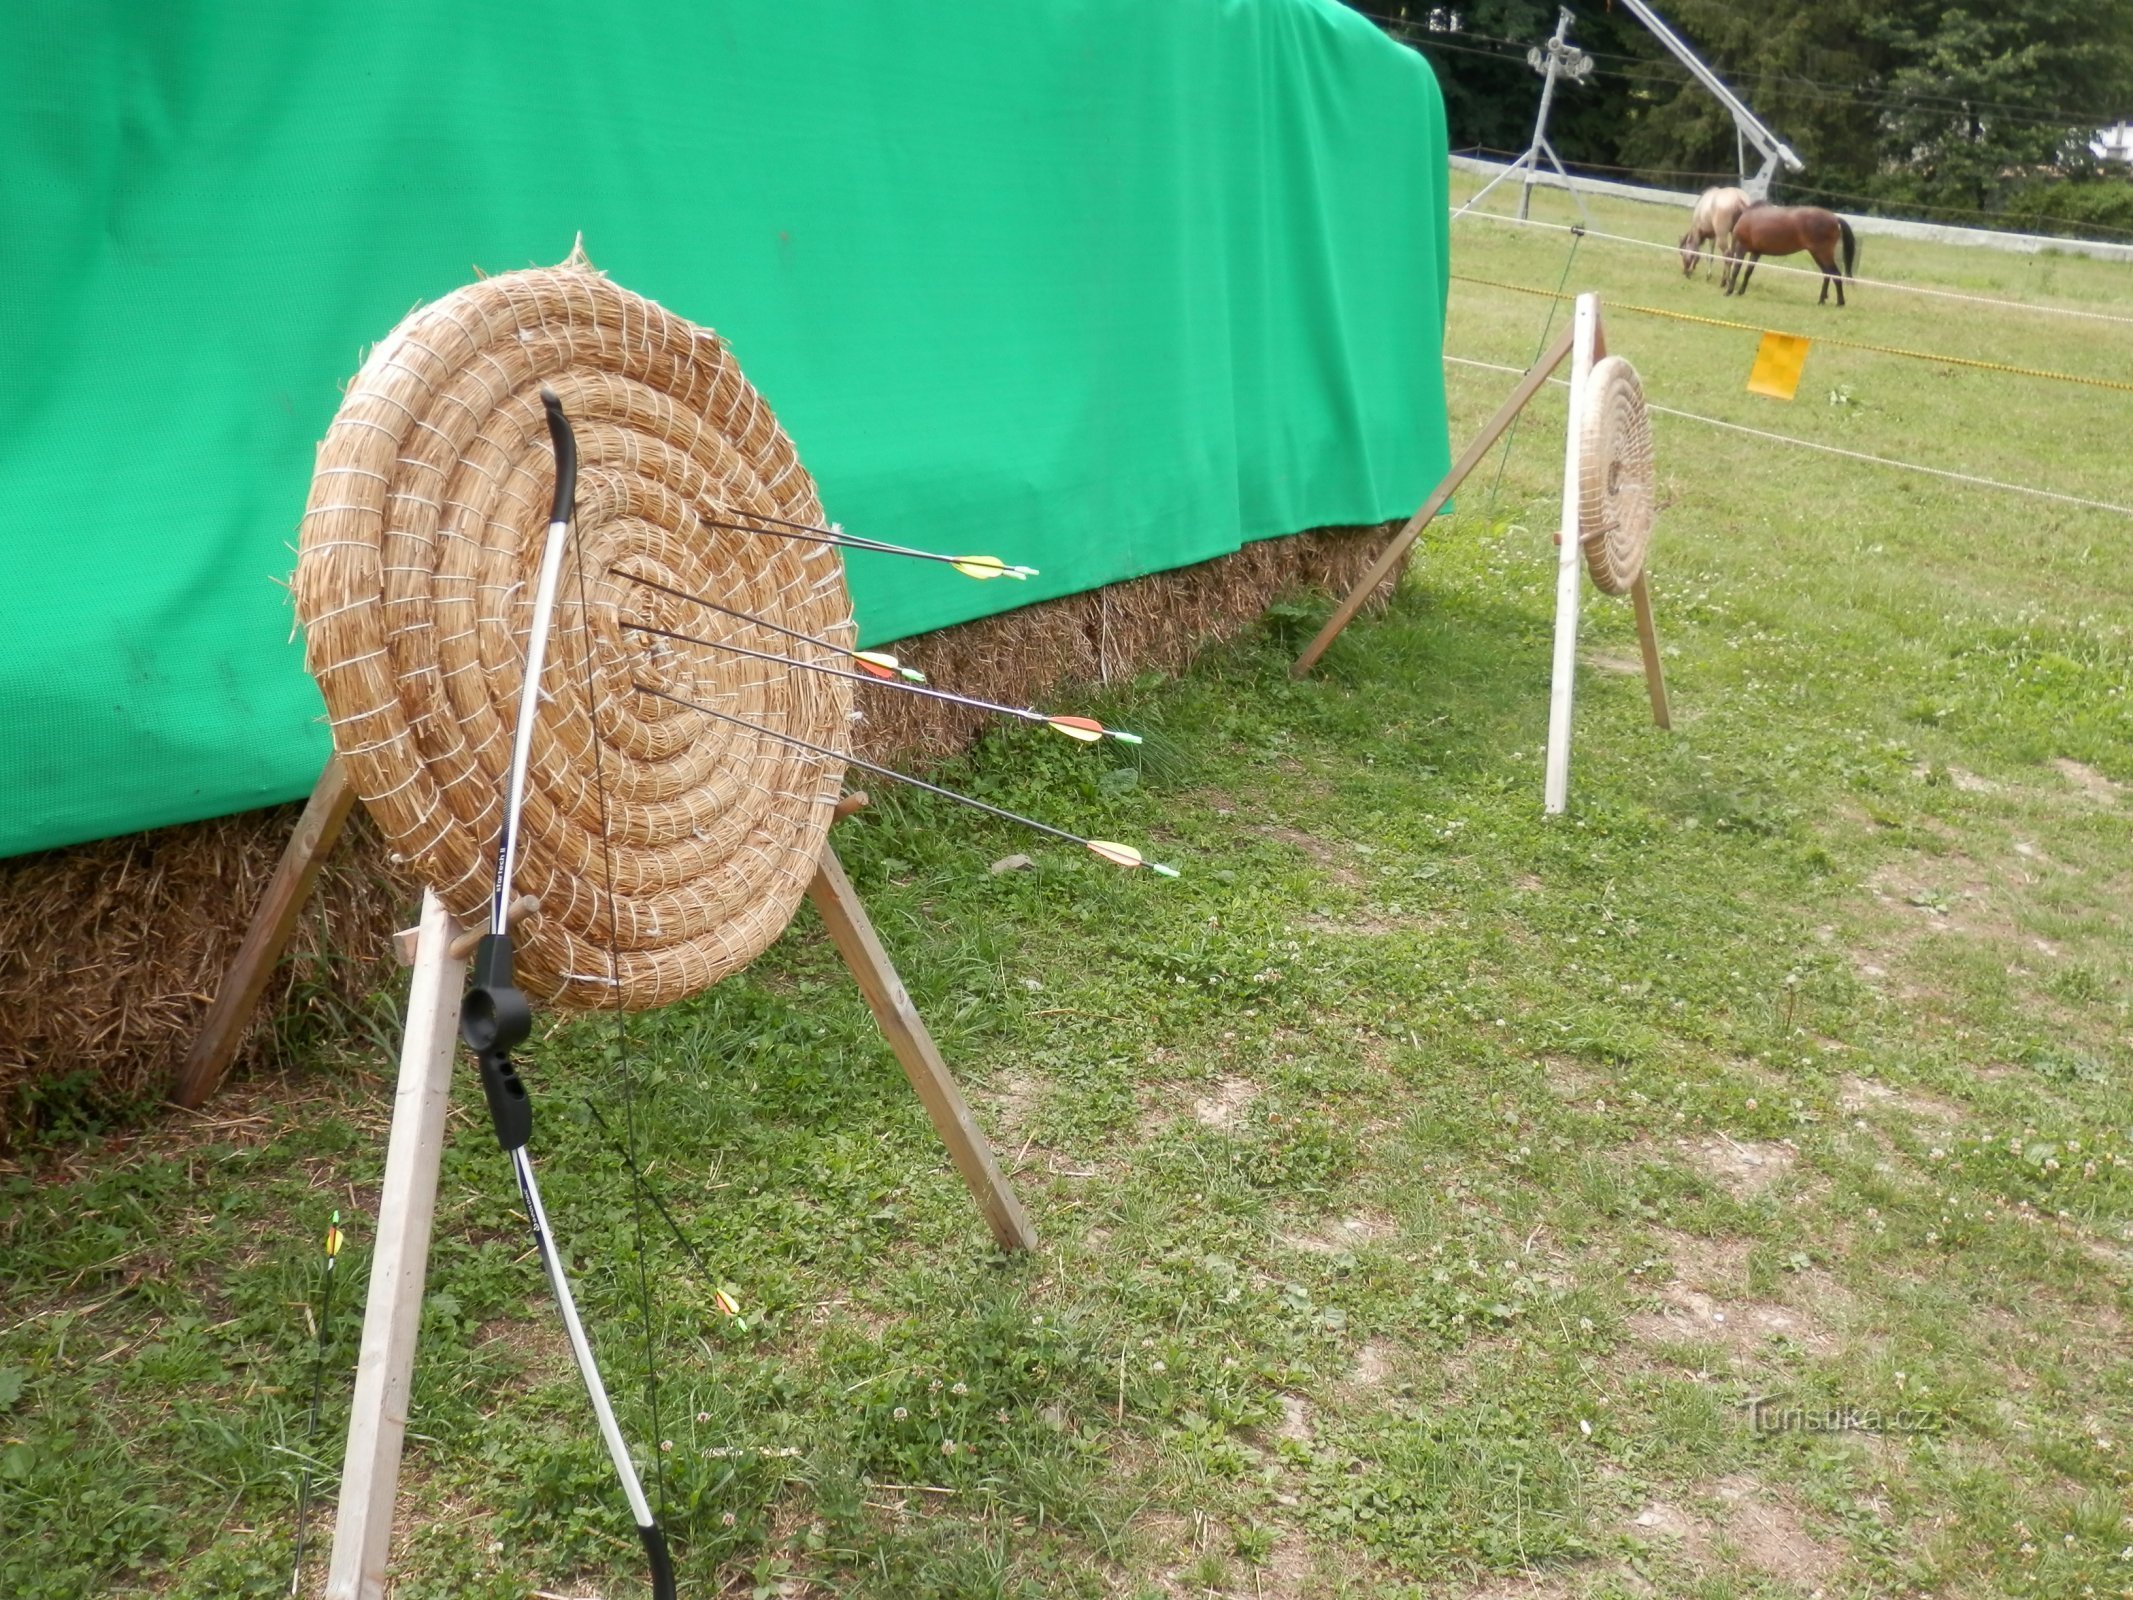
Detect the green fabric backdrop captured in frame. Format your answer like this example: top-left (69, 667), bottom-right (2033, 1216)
top-left (0, 0), bottom-right (1448, 859)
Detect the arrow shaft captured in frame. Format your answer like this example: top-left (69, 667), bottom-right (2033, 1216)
top-left (633, 683), bottom-right (1098, 852)
top-left (624, 618), bottom-right (1046, 725)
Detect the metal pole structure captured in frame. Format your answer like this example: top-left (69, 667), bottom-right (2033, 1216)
top-left (1612, 0), bottom-right (1802, 199)
top-left (1519, 11), bottom-right (1569, 220)
top-left (1455, 8), bottom-right (1592, 225)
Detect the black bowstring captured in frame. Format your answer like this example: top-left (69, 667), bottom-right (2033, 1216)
top-left (568, 537), bottom-right (671, 1531)
top-left (582, 1099), bottom-right (723, 1289)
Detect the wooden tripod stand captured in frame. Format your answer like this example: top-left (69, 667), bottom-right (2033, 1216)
top-left (176, 758), bottom-right (1036, 1597)
top-left (1290, 292), bottom-right (1671, 812)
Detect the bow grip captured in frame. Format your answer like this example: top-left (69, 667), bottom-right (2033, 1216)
top-left (460, 933), bottom-right (533, 1151)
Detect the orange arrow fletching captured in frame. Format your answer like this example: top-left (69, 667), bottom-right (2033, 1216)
top-left (713, 1288), bottom-right (742, 1317)
top-left (851, 650), bottom-right (926, 683)
top-left (1047, 716), bottom-right (1104, 743)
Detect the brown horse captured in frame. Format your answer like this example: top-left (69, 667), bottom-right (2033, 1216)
top-left (1721, 204), bottom-right (1858, 305)
top-left (1679, 186), bottom-right (1752, 277)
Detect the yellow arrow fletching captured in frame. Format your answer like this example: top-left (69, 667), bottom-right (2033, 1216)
top-left (714, 1288), bottom-right (742, 1317)
top-left (949, 555), bottom-right (1037, 581)
top-left (1047, 716), bottom-right (1104, 743)
top-left (852, 651), bottom-right (898, 680)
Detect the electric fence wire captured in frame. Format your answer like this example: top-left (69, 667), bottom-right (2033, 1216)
top-left (1450, 207), bottom-right (2133, 326)
top-left (1441, 352), bottom-right (2133, 520)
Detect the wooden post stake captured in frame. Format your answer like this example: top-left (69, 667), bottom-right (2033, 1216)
top-left (1629, 572), bottom-right (1671, 730)
top-left (325, 890), bottom-right (466, 1600)
top-left (1294, 324), bottom-right (1576, 678)
top-left (806, 845), bottom-right (1036, 1254)
top-left (175, 758), bottom-right (358, 1108)
top-left (1543, 295), bottom-right (1605, 816)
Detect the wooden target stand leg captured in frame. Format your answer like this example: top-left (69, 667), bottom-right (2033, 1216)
top-left (1292, 322), bottom-right (1575, 679)
top-left (327, 887), bottom-right (464, 1600)
top-left (1543, 294), bottom-right (1671, 815)
top-left (182, 763), bottom-right (1034, 1596)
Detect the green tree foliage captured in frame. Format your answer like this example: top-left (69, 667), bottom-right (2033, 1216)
top-left (1346, 0), bottom-right (2133, 234)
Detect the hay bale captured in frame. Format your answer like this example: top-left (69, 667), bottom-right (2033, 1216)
top-left (853, 524), bottom-right (1396, 760)
top-left (0, 522), bottom-right (1396, 1147)
top-left (0, 807), bottom-right (413, 1147)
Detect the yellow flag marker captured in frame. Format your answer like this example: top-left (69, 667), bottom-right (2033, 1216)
top-left (1746, 331), bottom-right (1811, 401)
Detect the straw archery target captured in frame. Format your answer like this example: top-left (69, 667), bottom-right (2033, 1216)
top-left (1575, 355), bottom-right (1656, 596)
top-left (293, 256), bottom-right (851, 1010)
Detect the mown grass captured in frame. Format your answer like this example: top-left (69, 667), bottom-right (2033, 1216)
top-left (3, 177), bottom-right (2131, 1598)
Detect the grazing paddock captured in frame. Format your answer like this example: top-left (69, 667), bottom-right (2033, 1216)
top-left (2, 173), bottom-right (2129, 1599)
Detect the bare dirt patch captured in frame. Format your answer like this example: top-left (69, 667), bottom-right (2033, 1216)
top-left (983, 1069), bottom-right (1044, 1143)
top-left (1582, 646), bottom-right (1646, 676)
top-left (1260, 1540), bottom-right (1313, 1600)
top-left (1280, 1210), bottom-right (1395, 1256)
top-left (1629, 1232), bottom-right (1838, 1359)
top-left (1274, 1393), bottom-right (1313, 1444)
top-left (1194, 1076), bottom-right (1260, 1130)
top-left (1252, 824), bottom-right (1365, 888)
top-left (1349, 1340), bottom-right (1397, 1388)
top-left (2052, 758), bottom-right (2121, 805)
top-left (1681, 1133), bottom-right (1796, 1197)
top-left (1295, 907), bottom-right (1441, 937)
top-left (1839, 1074), bottom-right (1963, 1125)
top-left (1626, 1477), bottom-right (1837, 1588)
top-left (1865, 860), bottom-right (2007, 939)
top-left (1710, 1476), bottom-right (1837, 1587)
top-left (1456, 1576), bottom-right (1592, 1600)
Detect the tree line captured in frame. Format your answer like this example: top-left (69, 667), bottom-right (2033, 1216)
top-left (1345, 0), bottom-right (2133, 239)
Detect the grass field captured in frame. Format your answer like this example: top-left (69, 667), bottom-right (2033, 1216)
top-left (4, 175), bottom-right (2132, 1599)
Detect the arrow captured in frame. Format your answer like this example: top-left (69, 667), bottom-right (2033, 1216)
top-left (633, 683), bottom-right (1179, 877)
top-left (615, 570), bottom-right (927, 682)
top-left (621, 618), bottom-right (1144, 745)
top-left (694, 508), bottom-right (1037, 580)
top-left (287, 1211), bottom-right (345, 1596)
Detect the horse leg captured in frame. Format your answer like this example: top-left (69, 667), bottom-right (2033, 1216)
top-left (1737, 255), bottom-right (1759, 296)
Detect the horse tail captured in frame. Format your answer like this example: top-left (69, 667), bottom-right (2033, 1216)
top-left (1839, 217), bottom-right (1858, 280)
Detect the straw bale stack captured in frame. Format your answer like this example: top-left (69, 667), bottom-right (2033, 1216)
top-left (2, 475), bottom-right (1392, 1145)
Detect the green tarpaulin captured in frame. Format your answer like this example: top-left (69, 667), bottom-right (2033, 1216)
top-left (1, 0), bottom-right (1449, 859)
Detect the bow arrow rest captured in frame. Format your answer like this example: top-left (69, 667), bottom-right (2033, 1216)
top-left (263, 249), bottom-right (1202, 1596)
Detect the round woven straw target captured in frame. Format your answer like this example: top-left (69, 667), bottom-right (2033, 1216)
top-left (293, 254), bottom-right (852, 1010)
top-left (1575, 355), bottom-right (1657, 596)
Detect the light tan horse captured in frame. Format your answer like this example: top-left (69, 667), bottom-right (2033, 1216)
top-left (1679, 186), bottom-right (1753, 277)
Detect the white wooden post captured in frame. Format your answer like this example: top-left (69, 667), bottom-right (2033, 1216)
top-left (326, 889), bottom-right (465, 1600)
top-left (1543, 294), bottom-right (1605, 815)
